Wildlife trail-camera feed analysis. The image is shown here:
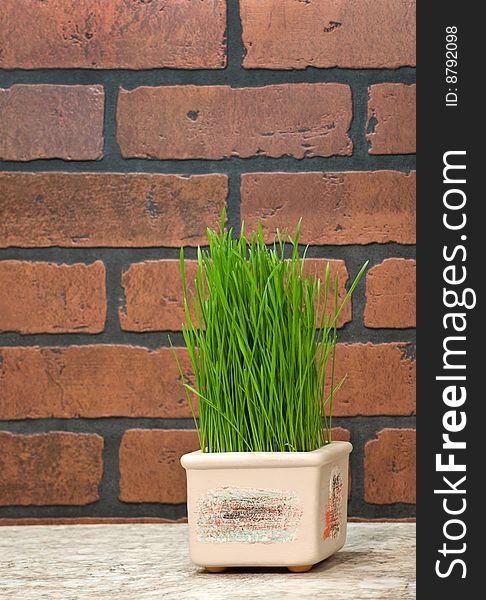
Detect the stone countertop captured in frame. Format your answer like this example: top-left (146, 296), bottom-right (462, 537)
top-left (0, 522), bottom-right (415, 599)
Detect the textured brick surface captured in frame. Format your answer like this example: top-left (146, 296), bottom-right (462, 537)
top-left (365, 259), bottom-right (416, 328)
top-left (0, 173), bottom-right (227, 248)
top-left (303, 259), bottom-right (351, 328)
top-left (0, 432), bottom-right (103, 506)
top-left (330, 344), bottom-right (416, 416)
top-left (0, 261), bottom-right (106, 334)
top-left (364, 429), bottom-right (416, 504)
top-left (330, 427), bottom-right (351, 443)
top-left (0, 1), bottom-right (416, 522)
top-left (117, 84), bottom-right (353, 159)
top-left (240, 0), bottom-right (416, 69)
top-left (0, 85), bottom-right (104, 161)
top-left (119, 258), bottom-right (350, 331)
top-left (0, 0), bottom-right (226, 70)
top-left (0, 517), bottom-right (185, 526)
top-left (241, 171), bottom-right (416, 245)
top-left (0, 346), bottom-right (195, 420)
top-left (119, 429), bottom-right (200, 504)
top-left (0, 345), bottom-right (414, 420)
top-left (367, 84), bottom-right (416, 154)
top-left (120, 260), bottom-right (198, 332)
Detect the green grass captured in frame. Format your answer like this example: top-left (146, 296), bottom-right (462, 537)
top-left (173, 213), bottom-right (368, 453)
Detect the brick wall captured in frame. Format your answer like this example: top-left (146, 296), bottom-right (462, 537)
top-left (0, 0), bottom-right (416, 522)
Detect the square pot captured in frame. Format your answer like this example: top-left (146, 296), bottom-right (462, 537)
top-left (181, 441), bottom-right (352, 570)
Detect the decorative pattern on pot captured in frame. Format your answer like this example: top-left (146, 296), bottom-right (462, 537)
top-left (196, 485), bottom-right (303, 544)
top-left (323, 467), bottom-right (343, 540)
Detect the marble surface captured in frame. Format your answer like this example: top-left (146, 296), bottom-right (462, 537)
top-left (0, 522), bottom-right (415, 599)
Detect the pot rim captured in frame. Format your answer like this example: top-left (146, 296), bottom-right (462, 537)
top-left (180, 440), bottom-right (352, 470)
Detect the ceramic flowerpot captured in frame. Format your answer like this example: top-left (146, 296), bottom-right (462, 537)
top-left (180, 440), bottom-right (352, 572)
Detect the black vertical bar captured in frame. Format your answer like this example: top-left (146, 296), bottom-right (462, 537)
top-left (417, 3), bottom-right (481, 595)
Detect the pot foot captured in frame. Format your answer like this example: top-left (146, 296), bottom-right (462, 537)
top-left (206, 567), bottom-right (227, 573)
top-left (288, 565), bottom-right (313, 573)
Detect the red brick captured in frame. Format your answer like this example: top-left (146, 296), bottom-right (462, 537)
top-left (0, 343), bottom-right (415, 419)
top-left (328, 343), bottom-right (415, 416)
top-left (241, 0), bottom-right (416, 69)
top-left (119, 429), bottom-right (200, 504)
top-left (303, 259), bottom-right (351, 328)
top-left (365, 259), bottom-right (416, 328)
top-left (0, 261), bottom-right (106, 334)
top-left (0, 432), bottom-right (103, 506)
top-left (330, 427), bottom-right (350, 443)
top-left (0, 85), bottom-right (104, 161)
top-left (0, 517), bottom-right (186, 526)
top-left (367, 84), bottom-right (416, 154)
top-left (0, 346), bottom-right (195, 420)
top-left (241, 171), bottom-right (416, 245)
top-left (119, 258), bottom-right (350, 332)
top-left (0, 172), bottom-right (227, 248)
top-left (120, 260), bottom-right (198, 332)
top-left (364, 429), bottom-right (416, 504)
top-left (117, 84), bottom-right (352, 159)
top-left (0, 1), bottom-right (226, 70)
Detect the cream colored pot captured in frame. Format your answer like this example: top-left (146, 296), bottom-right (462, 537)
top-left (180, 441), bottom-right (352, 572)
